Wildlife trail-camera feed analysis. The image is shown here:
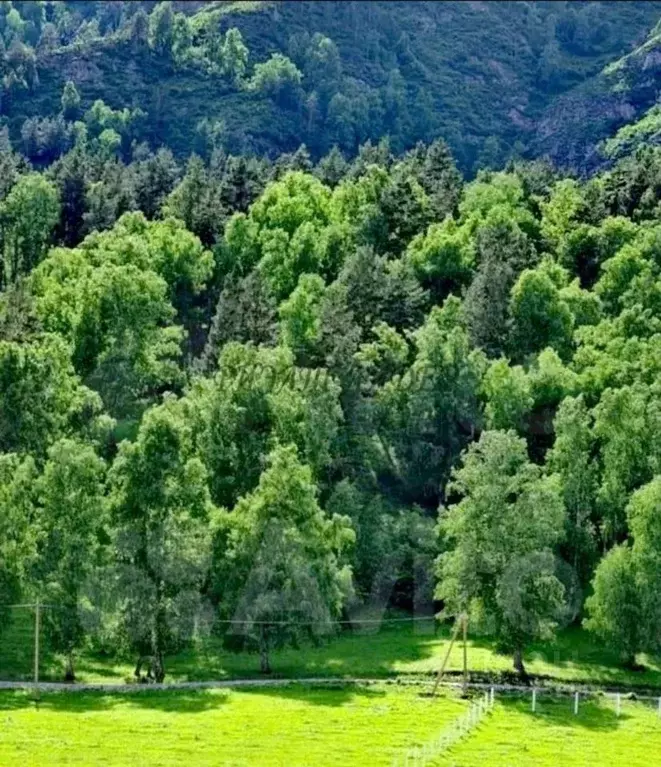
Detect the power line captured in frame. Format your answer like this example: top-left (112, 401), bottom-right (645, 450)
top-left (2, 604), bottom-right (438, 626)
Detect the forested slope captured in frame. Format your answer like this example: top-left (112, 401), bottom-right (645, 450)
top-left (3, 1), bottom-right (661, 171)
top-left (2, 1), bottom-right (661, 685)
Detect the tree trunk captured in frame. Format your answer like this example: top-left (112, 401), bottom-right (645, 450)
top-left (64, 652), bottom-right (75, 683)
top-left (150, 585), bottom-right (167, 684)
top-left (513, 645), bottom-right (529, 682)
top-left (151, 651), bottom-right (165, 683)
top-left (259, 625), bottom-right (271, 674)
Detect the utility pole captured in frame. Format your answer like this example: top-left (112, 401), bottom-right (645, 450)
top-left (34, 599), bottom-right (40, 698)
top-left (431, 611), bottom-right (469, 696)
top-left (462, 613), bottom-right (468, 695)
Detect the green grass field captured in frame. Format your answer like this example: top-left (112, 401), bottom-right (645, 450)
top-left (1, 686), bottom-right (660, 766)
top-left (435, 696), bottom-right (661, 767)
top-left (2, 608), bottom-right (661, 690)
top-left (0, 684), bottom-right (466, 767)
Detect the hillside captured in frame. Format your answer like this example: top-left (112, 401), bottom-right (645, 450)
top-left (533, 16), bottom-right (661, 171)
top-left (4, 0), bottom-right (661, 723)
top-left (3, 1), bottom-right (661, 172)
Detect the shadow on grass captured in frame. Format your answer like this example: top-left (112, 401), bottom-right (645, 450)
top-left (4, 615), bottom-right (661, 691)
top-left (168, 621), bottom-right (441, 682)
top-left (236, 681), bottom-right (388, 707)
top-left (0, 682), bottom-right (387, 713)
top-left (0, 689), bottom-right (230, 714)
top-left (497, 695), bottom-right (629, 732)
top-left (439, 625), bottom-right (661, 690)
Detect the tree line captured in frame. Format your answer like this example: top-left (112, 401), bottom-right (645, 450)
top-left (2, 88), bottom-right (661, 679)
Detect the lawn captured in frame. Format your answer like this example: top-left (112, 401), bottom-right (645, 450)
top-left (2, 608), bottom-right (661, 690)
top-left (0, 684), bottom-right (466, 767)
top-left (1, 686), bottom-right (659, 767)
top-left (435, 695), bottom-right (661, 767)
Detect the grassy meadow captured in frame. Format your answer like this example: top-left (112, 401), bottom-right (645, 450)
top-left (435, 696), bottom-right (661, 767)
top-left (1, 686), bottom-right (660, 766)
top-left (0, 684), bottom-right (466, 767)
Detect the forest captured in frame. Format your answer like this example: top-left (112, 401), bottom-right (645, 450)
top-left (1, 0), bottom-right (661, 692)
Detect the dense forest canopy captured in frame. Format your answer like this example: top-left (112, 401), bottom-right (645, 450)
top-left (2, 0), bottom-right (661, 681)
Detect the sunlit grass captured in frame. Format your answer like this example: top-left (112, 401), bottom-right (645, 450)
top-left (0, 684), bottom-right (466, 767)
top-left (2, 610), bottom-right (661, 690)
top-left (434, 696), bottom-right (661, 767)
top-left (2, 686), bottom-right (659, 766)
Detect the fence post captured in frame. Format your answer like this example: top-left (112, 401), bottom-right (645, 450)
top-left (574, 692), bottom-right (579, 715)
top-left (490, 687), bottom-right (495, 707)
top-left (33, 599), bottom-right (40, 695)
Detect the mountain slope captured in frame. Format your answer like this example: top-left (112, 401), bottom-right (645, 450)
top-left (534, 17), bottom-right (661, 172)
top-left (3, 1), bottom-right (661, 172)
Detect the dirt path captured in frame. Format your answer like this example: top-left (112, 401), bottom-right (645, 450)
top-left (2, 676), bottom-right (661, 702)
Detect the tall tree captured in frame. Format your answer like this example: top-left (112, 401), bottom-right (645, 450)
top-left (1, 173), bottom-right (60, 284)
top-left (201, 270), bottom-right (278, 373)
top-left (214, 444), bottom-right (353, 673)
top-left (437, 430), bottom-right (566, 678)
top-left (373, 297), bottom-right (484, 507)
top-left (109, 398), bottom-right (214, 682)
top-left (148, 1), bottom-right (174, 55)
top-left (547, 395), bottom-right (598, 584)
top-left (61, 80), bottom-right (81, 122)
top-left (584, 545), bottom-right (644, 668)
top-left (35, 439), bottom-right (106, 681)
top-left (0, 335), bottom-right (94, 457)
top-left (0, 454), bottom-right (38, 637)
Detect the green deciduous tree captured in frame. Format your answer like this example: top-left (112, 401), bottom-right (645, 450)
top-left (437, 430), bottom-right (566, 677)
top-left (224, 172), bottom-right (331, 299)
top-left (482, 358), bottom-right (533, 432)
top-left (31, 251), bottom-right (185, 419)
top-left (373, 297), bottom-right (485, 506)
top-left (220, 28), bottom-right (248, 83)
top-left (618, 478), bottom-right (661, 658)
top-left (326, 479), bottom-right (434, 608)
top-left (1, 173), bottom-right (60, 284)
top-left (192, 342), bottom-right (342, 509)
top-left (405, 219), bottom-right (474, 302)
top-left (0, 334), bottom-right (94, 456)
top-left (77, 211), bottom-right (213, 322)
top-left (35, 439), bottom-right (106, 681)
top-left (509, 261), bottom-right (574, 360)
top-left (110, 398), bottom-right (215, 682)
top-left (547, 396), bottom-right (598, 584)
top-left (0, 454), bottom-right (38, 635)
top-left (585, 545), bottom-right (644, 667)
top-left (250, 53), bottom-right (303, 107)
top-left (278, 272), bottom-right (326, 365)
top-left (214, 444), bottom-right (353, 673)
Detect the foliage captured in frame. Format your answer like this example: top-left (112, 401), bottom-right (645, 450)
top-left (437, 430), bottom-right (566, 674)
top-left (0, 453), bottom-right (37, 632)
top-left (0, 173), bottom-right (60, 285)
top-left (3, 4), bottom-right (661, 686)
top-left (215, 444), bottom-right (353, 672)
top-left (109, 397), bottom-right (215, 681)
top-left (35, 439), bottom-right (106, 680)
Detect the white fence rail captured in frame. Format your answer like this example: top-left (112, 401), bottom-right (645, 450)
top-left (391, 689), bottom-right (495, 767)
